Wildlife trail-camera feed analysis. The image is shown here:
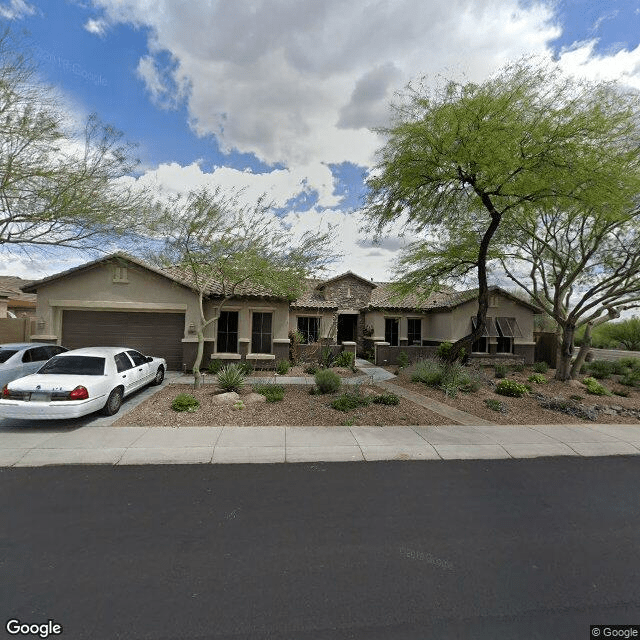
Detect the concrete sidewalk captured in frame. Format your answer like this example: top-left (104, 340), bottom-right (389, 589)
top-left (2, 423), bottom-right (639, 467)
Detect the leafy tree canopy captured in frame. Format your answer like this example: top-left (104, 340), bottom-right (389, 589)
top-left (365, 59), bottom-right (640, 359)
top-left (151, 187), bottom-right (338, 387)
top-left (0, 28), bottom-right (154, 254)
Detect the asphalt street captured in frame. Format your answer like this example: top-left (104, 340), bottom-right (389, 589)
top-left (2, 457), bottom-right (640, 639)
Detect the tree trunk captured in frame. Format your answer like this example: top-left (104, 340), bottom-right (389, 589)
top-left (555, 323), bottom-right (576, 381)
top-left (450, 199), bottom-right (501, 363)
top-left (193, 328), bottom-right (205, 389)
top-left (570, 323), bottom-right (593, 379)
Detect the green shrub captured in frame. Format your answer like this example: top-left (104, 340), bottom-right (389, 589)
top-left (485, 398), bottom-right (507, 413)
top-left (411, 359), bottom-right (444, 386)
top-left (532, 361), bottom-right (549, 374)
top-left (320, 346), bottom-right (334, 368)
top-left (510, 362), bottom-right (525, 373)
top-left (494, 364), bottom-right (508, 379)
top-left (314, 369), bottom-right (341, 394)
top-left (275, 360), bottom-right (290, 375)
top-left (373, 392), bottom-right (400, 406)
top-left (611, 361), bottom-right (629, 376)
top-left (440, 362), bottom-right (474, 398)
top-left (253, 383), bottom-right (285, 403)
top-left (397, 351), bottom-right (409, 369)
top-left (304, 363), bottom-right (318, 375)
top-left (619, 357), bottom-right (640, 370)
top-left (495, 379), bottom-right (529, 397)
top-left (436, 341), bottom-right (466, 362)
top-left (588, 360), bottom-right (614, 380)
top-left (569, 394), bottom-right (584, 401)
top-left (620, 370), bottom-right (640, 387)
top-left (331, 390), bottom-right (371, 412)
top-left (217, 364), bottom-right (246, 392)
top-left (528, 373), bottom-right (547, 384)
top-left (583, 376), bottom-right (610, 396)
top-left (172, 393), bottom-right (200, 412)
top-left (334, 351), bottom-right (355, 368)
top-left (238, 361), bottom-right (254, 375)
top-left (207, 359), bottom-right (224, 374)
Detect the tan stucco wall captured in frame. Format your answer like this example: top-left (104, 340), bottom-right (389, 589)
top-left (32, 260), bottom-right (197, 344)
top-left (31, 258), bottom-right (293, 358)
top-left (423, 311), bottom-right (454, 342)
top-left (451, 296), bottom-right (534, 343)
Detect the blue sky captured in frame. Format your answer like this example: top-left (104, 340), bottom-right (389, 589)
top-left (2, 0), bottom-right (640, 280)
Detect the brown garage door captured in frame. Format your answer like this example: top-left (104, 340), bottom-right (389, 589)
top-left (62, 310), bottom-right (185, 370)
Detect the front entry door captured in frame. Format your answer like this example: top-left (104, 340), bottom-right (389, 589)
top-left (337, 314), bottom-right (358, 343)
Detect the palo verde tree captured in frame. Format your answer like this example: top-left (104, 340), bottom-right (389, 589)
top-left (152, 187), bottom-right (337, 388)
top-left (498, 206), bottom-right (640, 379)
top-left (364, 60), bottom-right (640, 361)
top-left (0, 28), bottom-right (153, 254)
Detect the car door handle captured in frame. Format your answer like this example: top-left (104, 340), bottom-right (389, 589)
top-left (122, 374), bottom-right (127, 378)
top-left (138, 367), bottom-right (143, 371)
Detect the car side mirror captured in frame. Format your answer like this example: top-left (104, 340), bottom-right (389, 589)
top-left (146, 356), bottom-right (153, 363)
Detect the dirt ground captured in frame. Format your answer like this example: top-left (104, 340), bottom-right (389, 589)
top-left (114, 383), bottom-right (449, 427)
top-left (386, 366), bottom-right (640, 425)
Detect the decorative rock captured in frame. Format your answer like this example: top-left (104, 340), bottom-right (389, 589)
top-left (212, 391), bottom-right (240, 403)
top-left (243, 393), bottom-right (267, 404)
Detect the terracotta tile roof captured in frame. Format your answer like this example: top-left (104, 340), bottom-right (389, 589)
top-left (290, 281), bottom-right (339, 309)
top-left (161, 265), bottom-right (306, 300)
top-left (368, 282), bottom-right (456, 310)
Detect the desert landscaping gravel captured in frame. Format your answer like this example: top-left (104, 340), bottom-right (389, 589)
top-left (387, 368), bottom-right (640, 425)
top-left (115, 384), bottom-right (449, 427)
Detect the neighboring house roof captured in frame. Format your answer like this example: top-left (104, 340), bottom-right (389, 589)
top-left (0, 276), bottom-right (37, 308)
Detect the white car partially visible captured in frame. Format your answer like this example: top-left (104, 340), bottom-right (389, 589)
top-left (0, 347), bottom-right (166, 420)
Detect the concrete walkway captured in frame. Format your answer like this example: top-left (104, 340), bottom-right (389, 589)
top-left (1, 423), bottom-right (639, 467)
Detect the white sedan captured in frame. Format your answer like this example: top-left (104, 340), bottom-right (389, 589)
top-left (0, 347), bottom-right (166, 420)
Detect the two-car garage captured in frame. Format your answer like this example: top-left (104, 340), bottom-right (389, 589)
top-left (61, 310), bottom-right (185, 370)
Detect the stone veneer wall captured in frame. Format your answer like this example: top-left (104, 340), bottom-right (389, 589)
top-left (321, 276), bottom-right (375, 352)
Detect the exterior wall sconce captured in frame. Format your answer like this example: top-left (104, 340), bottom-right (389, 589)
top-left (188, 322), bottom-right (196, 334)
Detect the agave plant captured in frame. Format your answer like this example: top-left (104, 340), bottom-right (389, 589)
top-left (216, 364), bottom-right (246, 392)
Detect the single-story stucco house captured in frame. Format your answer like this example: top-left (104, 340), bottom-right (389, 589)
top-left (21, 252), bottom-right (540, 369)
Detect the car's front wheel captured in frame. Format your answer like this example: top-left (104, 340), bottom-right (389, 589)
top-left (152, 365), bottom-right (165, 386)
top-left (102, 387), bottom-right (123, 416)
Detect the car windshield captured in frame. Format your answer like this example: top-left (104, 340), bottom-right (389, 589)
top-left (0, 350), bottom-right (18, 364)
top-left (38, 356), bottom-right (105, 375)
